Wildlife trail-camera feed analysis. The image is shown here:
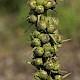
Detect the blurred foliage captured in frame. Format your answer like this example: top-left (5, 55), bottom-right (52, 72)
top-left (0, 0), bottom-right (80, 46)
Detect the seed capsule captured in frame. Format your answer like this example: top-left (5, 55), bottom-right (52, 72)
top-left (54, 34), bottom-right (63, 43)
top-left (33, 47), bottom-right (44, 57)
top-left (38, 34), bottom-right (50, 43)
top-left (29, 0), bottom-right (37, 9)
top-left (31, 38), bottom-right (41, 47)
top-left (47, 25), bottom-right (57, 33)
top-left (37, 21), bottom-right (47, 31)
top-left (44, 60), bottom-right (54, 70)
top-left (35, 5), bottom-right (44, 14)
top-left (44, 0), bottom-right (56, 9)
top-left (43, 51), bottom-right (52, 58)
top-left (53, 61), bottom-right (60, 70)
top-left (54, 75), bottom-right (62, 80)
top-left (32, 58), bottom-right (43, 66)
top-left (50, 34), bottom-right (63, 44)
top-left (43, 42), bottom-right (51, 51)
top-left (28, 15), bottom-right (37, 23)
top-left (39, 69), bottom-right (48, 79)
top-left (30, 30), bottom-right (40, 40)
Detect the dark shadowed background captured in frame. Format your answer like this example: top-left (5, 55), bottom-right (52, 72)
top-left (0, 0), bottom-right (80, 80)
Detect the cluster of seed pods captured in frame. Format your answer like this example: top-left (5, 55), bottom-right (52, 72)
top-left (27, 0), bottom-right (70, 80)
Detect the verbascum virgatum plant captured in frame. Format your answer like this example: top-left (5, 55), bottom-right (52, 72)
top-left (26, 0), bottom-right (71, 80)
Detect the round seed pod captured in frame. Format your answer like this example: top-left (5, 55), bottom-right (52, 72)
top-left (37, 21), bottom-right (47, 31)
top-left (35, 5), bottom-right (44, 14)
top-left (55, 34), bottom-right (63, 43)
top-left (28, 15), bottom-right (37, 23)
top-left (36, 0), bottom-right (44, 5)
top-left (47, 25), bottom-right (57, 33)
top-left (31, 38), bottom-right (41, 47)
top-left (43, 42), bottom-right (51, 51)
top-left (30, 30), bottom-right (40, 40)
top-left (39, 69), bottom-right (48, 79)
top-left (43, 51), bottom-right (52, 58)
top-left (44, 60), bottom-right (54, 70)
top-left (32, 58), bottom-right (43, 66)
top-left (51, 34), bottom-right (62, 44)
top-left (54, 75), bottom-right (62, 80)
top-left (44, 0), bottom-right (56, 9)
top-left (33, 47), bottom-right (44, 57)
top-left (52, 61), bottom-right (60, 70)
top-left (29, 0), bottom-right (37, 9)
top-left (38, 34), bottom-right (50, 43)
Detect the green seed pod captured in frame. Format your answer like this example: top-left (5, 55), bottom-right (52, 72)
top-left (32, 58), bottom-right (43, 66)
top-left (55, 34), bottom-right (63, 43)
top-left (39, 69), bottom-right (48, 79)
top-left (44, 60), bottom-right (54, 70)
top-left (50, 34), bottom-right (62, 44)
top-left (38, 34), bottom-right (50, 43)
top-left (36, 0), bottom-right (44, 5)
top-left (28, 15), bottom-right (37, 23)
top-left (52, 60), bottom-right (60, 70)
top-left (44, 0), bottom-right (56, 9)
top-left (35, 5), bottom-right (44, 14)
top-left (37, 21), bottom-right (47, 31)
top-left (29, 0), bottom-right (37, 9)
top-left (47, 25), bottom-right (57, 33)
top-left (30, 31), bottom-right (39, 40)
top-left (43, 42), bottom-right (51, 51)
top-left (33, 47), bottom-right (44, 57)
top-left (43, 51), bottom-right (52, 57)
top-left (31, 38), bottom-right (41, 47)
top-left (30, 30), bottom-right (40, 40)
top-left (54, 75), bottom-right (62, 80)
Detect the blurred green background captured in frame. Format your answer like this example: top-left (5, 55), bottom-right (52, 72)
top-left (0, 0), bottom-right (80, 80)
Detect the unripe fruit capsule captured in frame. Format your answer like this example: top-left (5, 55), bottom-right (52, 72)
top-left (32, 58), bottom-right (43, 66)
top-left (43, 42), bottom-right (51, 51)
top-left (43, 51), bottom-right (52, 57)
top-left (33, 47), bottom-right (44, 57)
top-left (38, 34), bottom-right (50, 43)
top-left (29, 0), bottom-right (37, 9)
top-left (44, 60), bottom-right (54, 70)
top-left (31, 38), bottom-right (41, 47)
top-left (44, 0), bottom-right (56, 9)
top-left (37, 21), bottom-right (47, 31)
top-left (30, 30), bottom-right (40, 40)
top-left (35, 5), bottom-right (44, 14)
top-left (39, 69), bottom-right (48, 79)
top-left (28, 15), bottom-right (37, 23)
top-left (47, 25), bottom-right (56, 33)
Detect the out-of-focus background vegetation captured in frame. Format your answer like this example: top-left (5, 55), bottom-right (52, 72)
top-left (0, 0), bottom-right (80, 80)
